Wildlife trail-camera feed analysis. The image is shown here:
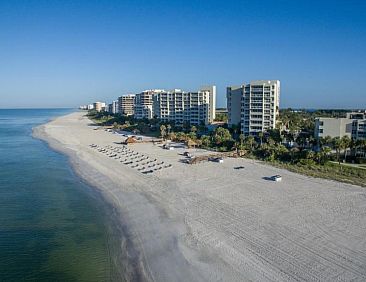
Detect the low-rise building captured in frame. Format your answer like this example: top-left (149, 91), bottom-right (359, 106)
top-left (352, 119), bottom-right (366, 140)
top-left (314, 112), bottom-right (366, 140)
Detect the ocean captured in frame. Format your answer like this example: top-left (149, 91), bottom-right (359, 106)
top-left (0, 109), bottom-right (117, 281)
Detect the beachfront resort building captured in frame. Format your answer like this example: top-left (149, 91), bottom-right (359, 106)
top-left (152, 86), bottom-right (217, 125)
top-left (93, 102), bottom-right (106, 112)
top-left (134, 90), bottom-right (165, 120)
top-left (100, 85), bottom-right (216, 125)
top-left (118, 95), bottom-right (135, 116)
top-left (314, 112), bottom-right (366, 140)
top-left (227, 86), bottom-right (243, 127)
top-left (107, 101), bottom-right (119, 114)
top-left (201, 85), bottom-right (216, 122)
top-left (227, 80), bottom-right (280, 135)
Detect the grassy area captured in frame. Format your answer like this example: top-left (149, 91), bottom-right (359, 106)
top-left (329, 161), bottom-right (366, 170)
top-left (268, 161), bottom-right (366, 188)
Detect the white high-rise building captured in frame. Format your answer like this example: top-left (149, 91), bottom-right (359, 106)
top-left (153, 86), bottom-right (216, 125)
top-left (107, 100), bottom-right (119, 114)
top-left (227, 80), bottom-right (280, 135)
top-left (134, 90), bottom-right (165, 119)
top-left (200, 85), bottom-right (216, 123)
top-left (227, 86), bottom-right (243, 127)
top-left (118, 95), bottom-right (135, 116)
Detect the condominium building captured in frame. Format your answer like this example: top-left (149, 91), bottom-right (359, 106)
top-left (348, 112), bottom-right (366, 140)
top-left (93, 102), bottom-right (106, 112)
top-left (107, 100), bottom-right (118, 114)
top-left (201, 85), bottom-right (216, 122)
top-left (118, 95), bottom-right (135, 116)
top-left (227, 86), bottom-right (243, 126)
top-left (227, 80), bottom-right (280, 135)
top-left (315, 112), bottom-right (366, 140)
top-left (134, 90), bottom-right (165, 119)
top-left (153, 86), bottom-right (216, 125)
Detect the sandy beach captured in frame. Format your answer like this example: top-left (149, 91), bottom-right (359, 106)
top-left (34, 111), bottom-right (366, 282)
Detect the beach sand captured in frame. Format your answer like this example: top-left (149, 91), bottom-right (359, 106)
top-left (34, 111), bottom-right (366, 281)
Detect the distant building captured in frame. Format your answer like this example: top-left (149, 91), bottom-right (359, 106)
top-left (227, 80), bottom-right (280, 135)
top-left (315, 112), bottom-right (366, 140)
top-left (79, 105), bottom-right (88, 110)
top-left (107, 101), bottom-right (118, 114)
top-left (153, 86), bottom-right (216, 125)
top-left (93, 102), bottom-right (106, 112)
top-left (118, 95), bottom-right (135, 116)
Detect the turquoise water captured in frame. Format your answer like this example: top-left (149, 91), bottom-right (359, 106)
top-left (0, 109), bottom-right (117, 281)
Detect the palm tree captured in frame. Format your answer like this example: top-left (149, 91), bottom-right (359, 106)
top-left (332, 137), bottom-right (342, 164)
top-left (239, 134), bottom-right (245, 147)
top-left (267, 137), bottom-right (275, 146)
top-left (166, 124), bottom-right (172, 134)
top-left (160, 125), bottom-right (167, 140)
top-left (355, 139), bottom-right (366, 158)
top-left (305, 150), bottom-right (315, 161)
top-left (176, 132), bottom-right (187, 142)
top-left (321, 146), bottom-right (332, 163)
top-left (213, 127), bottom-right (232, 145)
top-left (200, 135), bottom-right (211, 147)
top-left (258, 132), bottom-right (264, 146)
top-left (322, 135), bottom-right (332, 147)
top-left (245, 135), bottom-right (255, 151)
top-left (290, 147), bottom-right (299, 163)
top-left (361, 139), bottom-right (366, 158)
top-left (340, 135), bottom-right (351, 162)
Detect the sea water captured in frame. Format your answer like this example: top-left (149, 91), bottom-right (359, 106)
top-left (0, 109), bottom-right (117, 281)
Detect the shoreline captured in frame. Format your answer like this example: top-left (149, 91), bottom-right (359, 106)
top-left (34, 111), bottom-right (366, 281)
top-left (33, 121), bottom-right (145, 281)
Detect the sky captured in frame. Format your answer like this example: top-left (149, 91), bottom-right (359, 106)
top-left (0, 0), bottom-right (365, 109)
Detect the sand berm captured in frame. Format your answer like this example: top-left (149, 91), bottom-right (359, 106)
top-left (34, 111), bottom-right (366, 282)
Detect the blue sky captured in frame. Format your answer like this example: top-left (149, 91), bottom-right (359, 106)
top-left (0, 0), bottom-right (365, 108)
